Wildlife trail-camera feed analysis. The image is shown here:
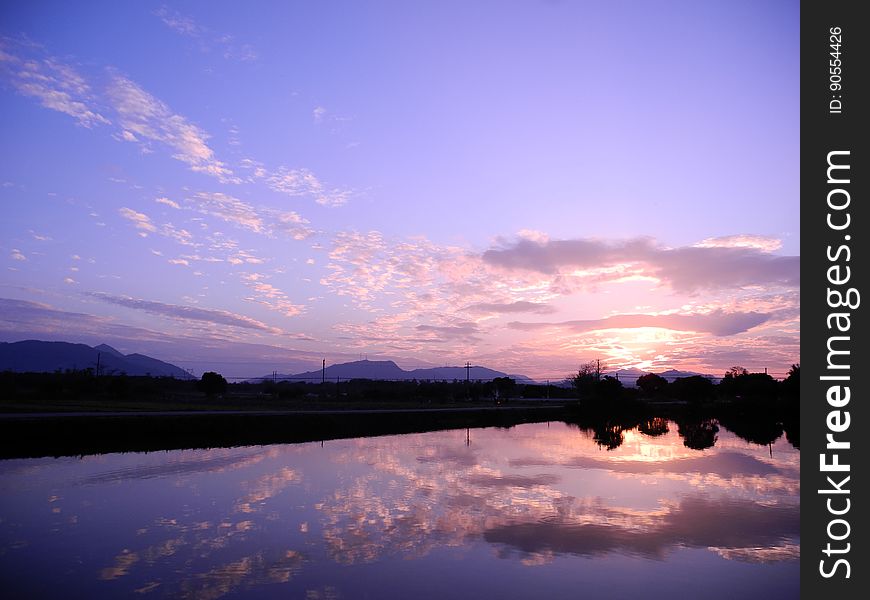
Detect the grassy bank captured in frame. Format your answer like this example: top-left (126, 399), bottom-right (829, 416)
top-left (0, 405), bottom-right (567, 459)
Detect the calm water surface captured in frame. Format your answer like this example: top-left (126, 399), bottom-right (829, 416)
top-left (0, 421), bottom-right (799, 599)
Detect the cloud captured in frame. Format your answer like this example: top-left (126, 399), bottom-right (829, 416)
top-left (118, 207), bottom-right (157, 235)
top-left (266, 166), bottom-right (352, 207)
top-left (695, 234), bottom-right (783, 252)
top-left (239, 273), bottom-right (305, 318)
top-left (188, 192), bottom-right (315, 240)
top-left (482, 236), bottom-right (799, 292)
top-left (464, 473), bottom-right (561, 488)
top-left (416, 322), bottom-right (481, 342)
top-left (89, 292), bottom-right (281, 333)
top-left (155, 197), bottom-right (181, 210)
top-left (508, 309), bottom-right (771, 337)
top-left (106, 75), bottom-right (237, 182)
top-left (0, 297), bottom-right (169, 342)
top-left (0, 40), bottom-right (110, 127)
top-left (10, 249), bottom-right (26, 261)
top-left (154, 6), bottom-right (257, 63)
top-left (161, 223), bottom-right (197, 247)
top-left (272, 211), bottom-right (315, 241)
top-left (167, 258), bottom-right (189, 266)
top-left (313, 106), bottom-right (326, 123)
top-left (154, 6), bottom-right (201, 36)
top-left (484, 495), bottom-right (799, 560)
top-left (464, 301), bottom-right (556, 315)
top-left (190, 192), bottom-right (264, 233)
top-left (509, 451), bottom-right (791, 479)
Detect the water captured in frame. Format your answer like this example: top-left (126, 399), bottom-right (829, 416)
top-left (0, 421), bottom-right (799, 599)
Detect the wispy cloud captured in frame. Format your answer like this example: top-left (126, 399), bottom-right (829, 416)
top-left (416, 322), bottom-right (482, 343)
top-left (695, 234), bottom-right (783, 252)
top-left (155, 197), bottom-right (181, 210)
top-left (507, 309), bottom-right (772, 337)
top-left (0, 39), bottom-right (109, 127)
top-left (118, 207), bottom-right (157, 236)
top-left (239, 273), bottom-right (305, 318)
top-left (464, 301), bottom-right (556, 316)
top-left (189, 192), bottom-right (315, 240)
top-left (89, 292), bottom-right (281, 333)
top-left (154, 6), bottom-right (257, 63)
top-left (154, 6), bottom-right (201, 36)
top-left (190, 192), bottom-right (264, 233)
top-left (106, 74), bottom-right (237, 182)
top-left (482, 236), bottom-right (799, 292)
top-left (265, 166), bottom-right (353, 207)
top-left (29, 231), bottom-right (52, 241)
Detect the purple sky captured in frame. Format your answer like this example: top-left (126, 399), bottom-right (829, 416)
top-left (1, 1), bottom-right (799, 379)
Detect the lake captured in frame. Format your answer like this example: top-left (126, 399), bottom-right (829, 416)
top-left (0, 419), bottom-right (799, 599)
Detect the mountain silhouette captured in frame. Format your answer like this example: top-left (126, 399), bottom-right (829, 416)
top-left (259, 359), bottom-right (533, 383)
top-left (0, 340), bottom-right (192, 378)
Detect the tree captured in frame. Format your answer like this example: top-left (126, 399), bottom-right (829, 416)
top-left (677, 417), bottom-right (719, 450)
top-left (781, 363), bottom-right (800, 402)
top-left (638, 417), bottom-right (669, 437)
top-left (670, 375), bottom-right (714, 403)
top-left (724, 366), bottom-right (749, 379)
top-left (597, 375), bottom-right (623, 399)
top-left (570, 361), bottom-right (599, 399)
top-left (636, 373), bottom-right (668, 397)
top-left (718, 368), bottom-right (778, 401)
top-left (492, 377), bottom-right (516, 400)
top-left (197, 371), bottom-right (228, 396)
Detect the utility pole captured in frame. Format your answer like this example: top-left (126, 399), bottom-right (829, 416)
top-left (596, 359), bottom-right (601, 382)
top-left (95, 352), bottom-right (101, 377)
top-left (322, 359), bottom-right (326, 384)
top-left (465, 361), bottom-right (471, 383)
top-left (546, 379), bottom-right (549, 400)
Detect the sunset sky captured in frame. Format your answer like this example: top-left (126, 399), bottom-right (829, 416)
top-left (0, 1), bottom-right (799, 379)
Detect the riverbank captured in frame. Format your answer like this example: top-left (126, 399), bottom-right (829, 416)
top-left (0, 404), bottom-right (568, 459)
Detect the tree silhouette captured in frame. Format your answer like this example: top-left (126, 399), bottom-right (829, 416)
top-left (636, 373), bottom-right (668, 397)
top-left (638, 417), bottom-right (669, 437)
top-left (725, 366), bottom-right (749, 378)
top-left (492, 377), bottom-right (517, 400)
top-left (780, 363), bottom-right (800, 402)
top-left (670, 375), bottom-right (714, 404)
top-left (677, 417), bottom-right (719, 450)
top-left (197, 371), bottom-right (228, 397)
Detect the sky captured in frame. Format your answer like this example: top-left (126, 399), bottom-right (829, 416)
top-left (0, 1), bottom-right (800, 379)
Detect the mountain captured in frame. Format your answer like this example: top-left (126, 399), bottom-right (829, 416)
top-left (287, 360), bottom-right (407, 382)
top-left (658, 369), bottom-right (719, 383)
top-left (259, 359), bottom-right (531, 383)
top-left (0, 340), bottom-right (192, 378)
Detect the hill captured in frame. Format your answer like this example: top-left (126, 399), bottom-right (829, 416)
top-left (0, 340), bottom-right (192, 378)
top-left (259, 359), bottom-right (532, 383)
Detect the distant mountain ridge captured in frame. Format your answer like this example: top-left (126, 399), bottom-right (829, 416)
top-left (258, 359), bottom-right (534, 383)
top-left (256, 359), bottom-right (717, 386)
top-left (0, 340), bottom-right (192, 378)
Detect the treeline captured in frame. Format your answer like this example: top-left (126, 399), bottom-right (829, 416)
top-left (235, 375), bottom-right (577, 403)
top-left (0, 363), bottom-right (800, 409)
top-left (0, 370), bottom-right (195, 403)
top-left (565, 410), bottom-right (799, 453)
top-left (569, 364), bottom-right (800, 407)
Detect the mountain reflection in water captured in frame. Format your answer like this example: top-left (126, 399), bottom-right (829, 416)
top-left (0, 420), bottom-right (799, 599)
